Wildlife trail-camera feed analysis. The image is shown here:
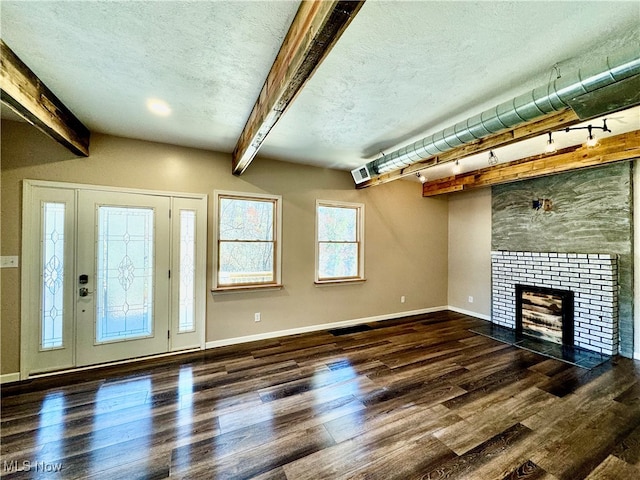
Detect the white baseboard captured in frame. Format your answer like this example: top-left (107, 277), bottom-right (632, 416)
top-left (447, 305), bottom-right (491, 321)
top-left (0, 372), bottom-right (20, 385)
top-left (206, 306), bottom-right (448, 349)
top-left (634, 351), bottom-right (640, 361)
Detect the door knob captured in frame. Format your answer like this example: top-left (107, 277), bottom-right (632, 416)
top-left (79, 287), bottom-right (93, 297)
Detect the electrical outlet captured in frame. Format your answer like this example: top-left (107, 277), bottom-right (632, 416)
top-left (400, 296), bottom-right (406, 303)
top-left (254, 312), bottom-right (261, 322)
top-left (468, 296), bottom-right (474, 303)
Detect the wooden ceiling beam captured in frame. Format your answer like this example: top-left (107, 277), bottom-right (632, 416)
top-left (0, 39), bottom-right (90, 157)
top-left (421, 130), bottom-right (640, 197)
top-left (357, 108), bottom-right (581, 189)
top-left (232, 0), bottom-right (365, 175)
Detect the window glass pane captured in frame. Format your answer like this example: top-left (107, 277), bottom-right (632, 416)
top-left (179, 210), bottom-right (196, 332)
top-left (318, 206), bottom-right (357, 242)
top-left (219, 242), bottom-right (274, 285)
top-left (41, 202), bottom-right (65, 349)
top-left (96, 206), bottom-right (154, 342)
top-left (219, 198), bottom-right (273, 241)
top-left (318, 243), bottom-right (358, 279)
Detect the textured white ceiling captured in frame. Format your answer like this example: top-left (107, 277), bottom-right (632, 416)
top-left (1, 0), bottom-right (299, 152)
top-left (1, 1), bottom-right (639, 176)
top-left (262, 0), bottom-right (640, 169)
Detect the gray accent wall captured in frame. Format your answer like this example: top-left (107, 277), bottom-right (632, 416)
top-left (492, 162), bottom-right (634, 357)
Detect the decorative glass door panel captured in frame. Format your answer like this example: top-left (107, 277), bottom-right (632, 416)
top-left (41, 202), bottom-right (66, 349)
top-left (170, 197), bottom-right (206, 351)
top-left (76, 191), bottom-right (170, 367)
top-left (178, 210), bottom-right (195, 333)
top-left (96, 206), bottom-right (155, 343)
top-left (23, 186), bottom-right (77, 375)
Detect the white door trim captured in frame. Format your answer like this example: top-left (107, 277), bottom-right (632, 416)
top-left (21, 180), bottom-right (207, 379)
top-left (22, 179), bottom-right (207, 199)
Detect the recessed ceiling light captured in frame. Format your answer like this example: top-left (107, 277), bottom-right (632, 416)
top-left (147, 98), bottom-right (171, 116)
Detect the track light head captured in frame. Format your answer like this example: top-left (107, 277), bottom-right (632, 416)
top-left (545, 132), bottom-right (557, 154)
top-left (586, 125), bottom-right (599, 148)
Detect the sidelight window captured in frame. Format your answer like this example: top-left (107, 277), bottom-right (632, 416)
top-left (178, 210), bottom-right (196, 332)
top-left (41, 202), bottom-right (66, 349)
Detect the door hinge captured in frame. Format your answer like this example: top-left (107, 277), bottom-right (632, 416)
top-left (169, 209), bottom-right (172, 218)
top-left (168, 330), bottom-right (170, 339)
top-left (168, 269), bottom-right (171, 278)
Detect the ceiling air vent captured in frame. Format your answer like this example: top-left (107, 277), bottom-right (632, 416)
top-left (351, 165), bottom-right (371, 184)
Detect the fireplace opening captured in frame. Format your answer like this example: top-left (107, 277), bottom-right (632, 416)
top-left (515, 284), bottom-right (574, 346)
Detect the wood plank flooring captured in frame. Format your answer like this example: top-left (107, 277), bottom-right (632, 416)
top-left (2, 311), bottom-right (640, 479)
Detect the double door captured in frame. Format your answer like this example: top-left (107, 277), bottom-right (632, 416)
top-left (22, 181), bottom-right (206, 377)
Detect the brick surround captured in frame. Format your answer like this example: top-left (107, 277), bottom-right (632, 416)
top-left (491, 251), bottom-right (619, 355)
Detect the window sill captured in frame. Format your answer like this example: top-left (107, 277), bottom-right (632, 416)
top-left (314, 278), bottom-right (366, 287)
top-left (211, 284), bottom-right (283, 294)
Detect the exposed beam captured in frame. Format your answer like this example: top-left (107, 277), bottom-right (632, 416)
top-left (232, 0), bottom-right (365, 175)
top-left (357, 108), bottom-right (582, 189)
top-left (422, 130), bottom-right (640, 197)
top-left (0, 39), bottom-right (90, 157)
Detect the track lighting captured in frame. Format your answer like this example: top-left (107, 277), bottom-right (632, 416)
top-left (452, 160), bottom-right (461, 174)
top-left (545, 132), bottom-right (557, 154)
top-left (415, 172), bottom-right (427, 183)
top-left (488, 150), bottom-right (498, 165)
top-left (543, 119), bottom-right (611, 153)
top-left (550, 119), bottom-right (610, 150)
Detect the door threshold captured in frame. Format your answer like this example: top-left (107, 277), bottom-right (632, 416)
top-left (21, 347), bottom-right (204, 381)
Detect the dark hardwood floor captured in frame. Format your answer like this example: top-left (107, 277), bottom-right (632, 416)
top-left (2, 311), bottom-right (640, 479)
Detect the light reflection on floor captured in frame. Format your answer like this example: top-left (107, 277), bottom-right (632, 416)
top-left (89, 377), bottom-right (151, 477)
top-left (312, 359), bottom-right (365, 433)
top-left (175, 366), bottom-right (194, 467)
top-left (36, 392), bottom-right (66, 466)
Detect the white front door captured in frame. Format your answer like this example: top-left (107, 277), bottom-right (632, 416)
top-left (75, 190), bottom-right (171, 366)
top-left (21, 181), bottom-right (207, 378)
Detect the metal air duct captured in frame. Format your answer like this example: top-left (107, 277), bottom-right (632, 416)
top-left (367, 46), bottom-right (640, 175)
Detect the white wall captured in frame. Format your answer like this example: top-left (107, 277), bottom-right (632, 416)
top-left (447, 188), bottom-right (492, 319)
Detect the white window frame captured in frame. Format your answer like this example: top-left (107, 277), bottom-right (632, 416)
top-left (315, 199), bottom-right (365, 284)
top-left (212, 190), bottom-right (283, 292)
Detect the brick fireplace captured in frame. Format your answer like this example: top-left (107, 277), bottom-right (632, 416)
top-left (491, 251), bottom-right (618, 355)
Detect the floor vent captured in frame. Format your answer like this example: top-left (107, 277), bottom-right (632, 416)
top-left (328, 324), bottom-right (373, 336)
